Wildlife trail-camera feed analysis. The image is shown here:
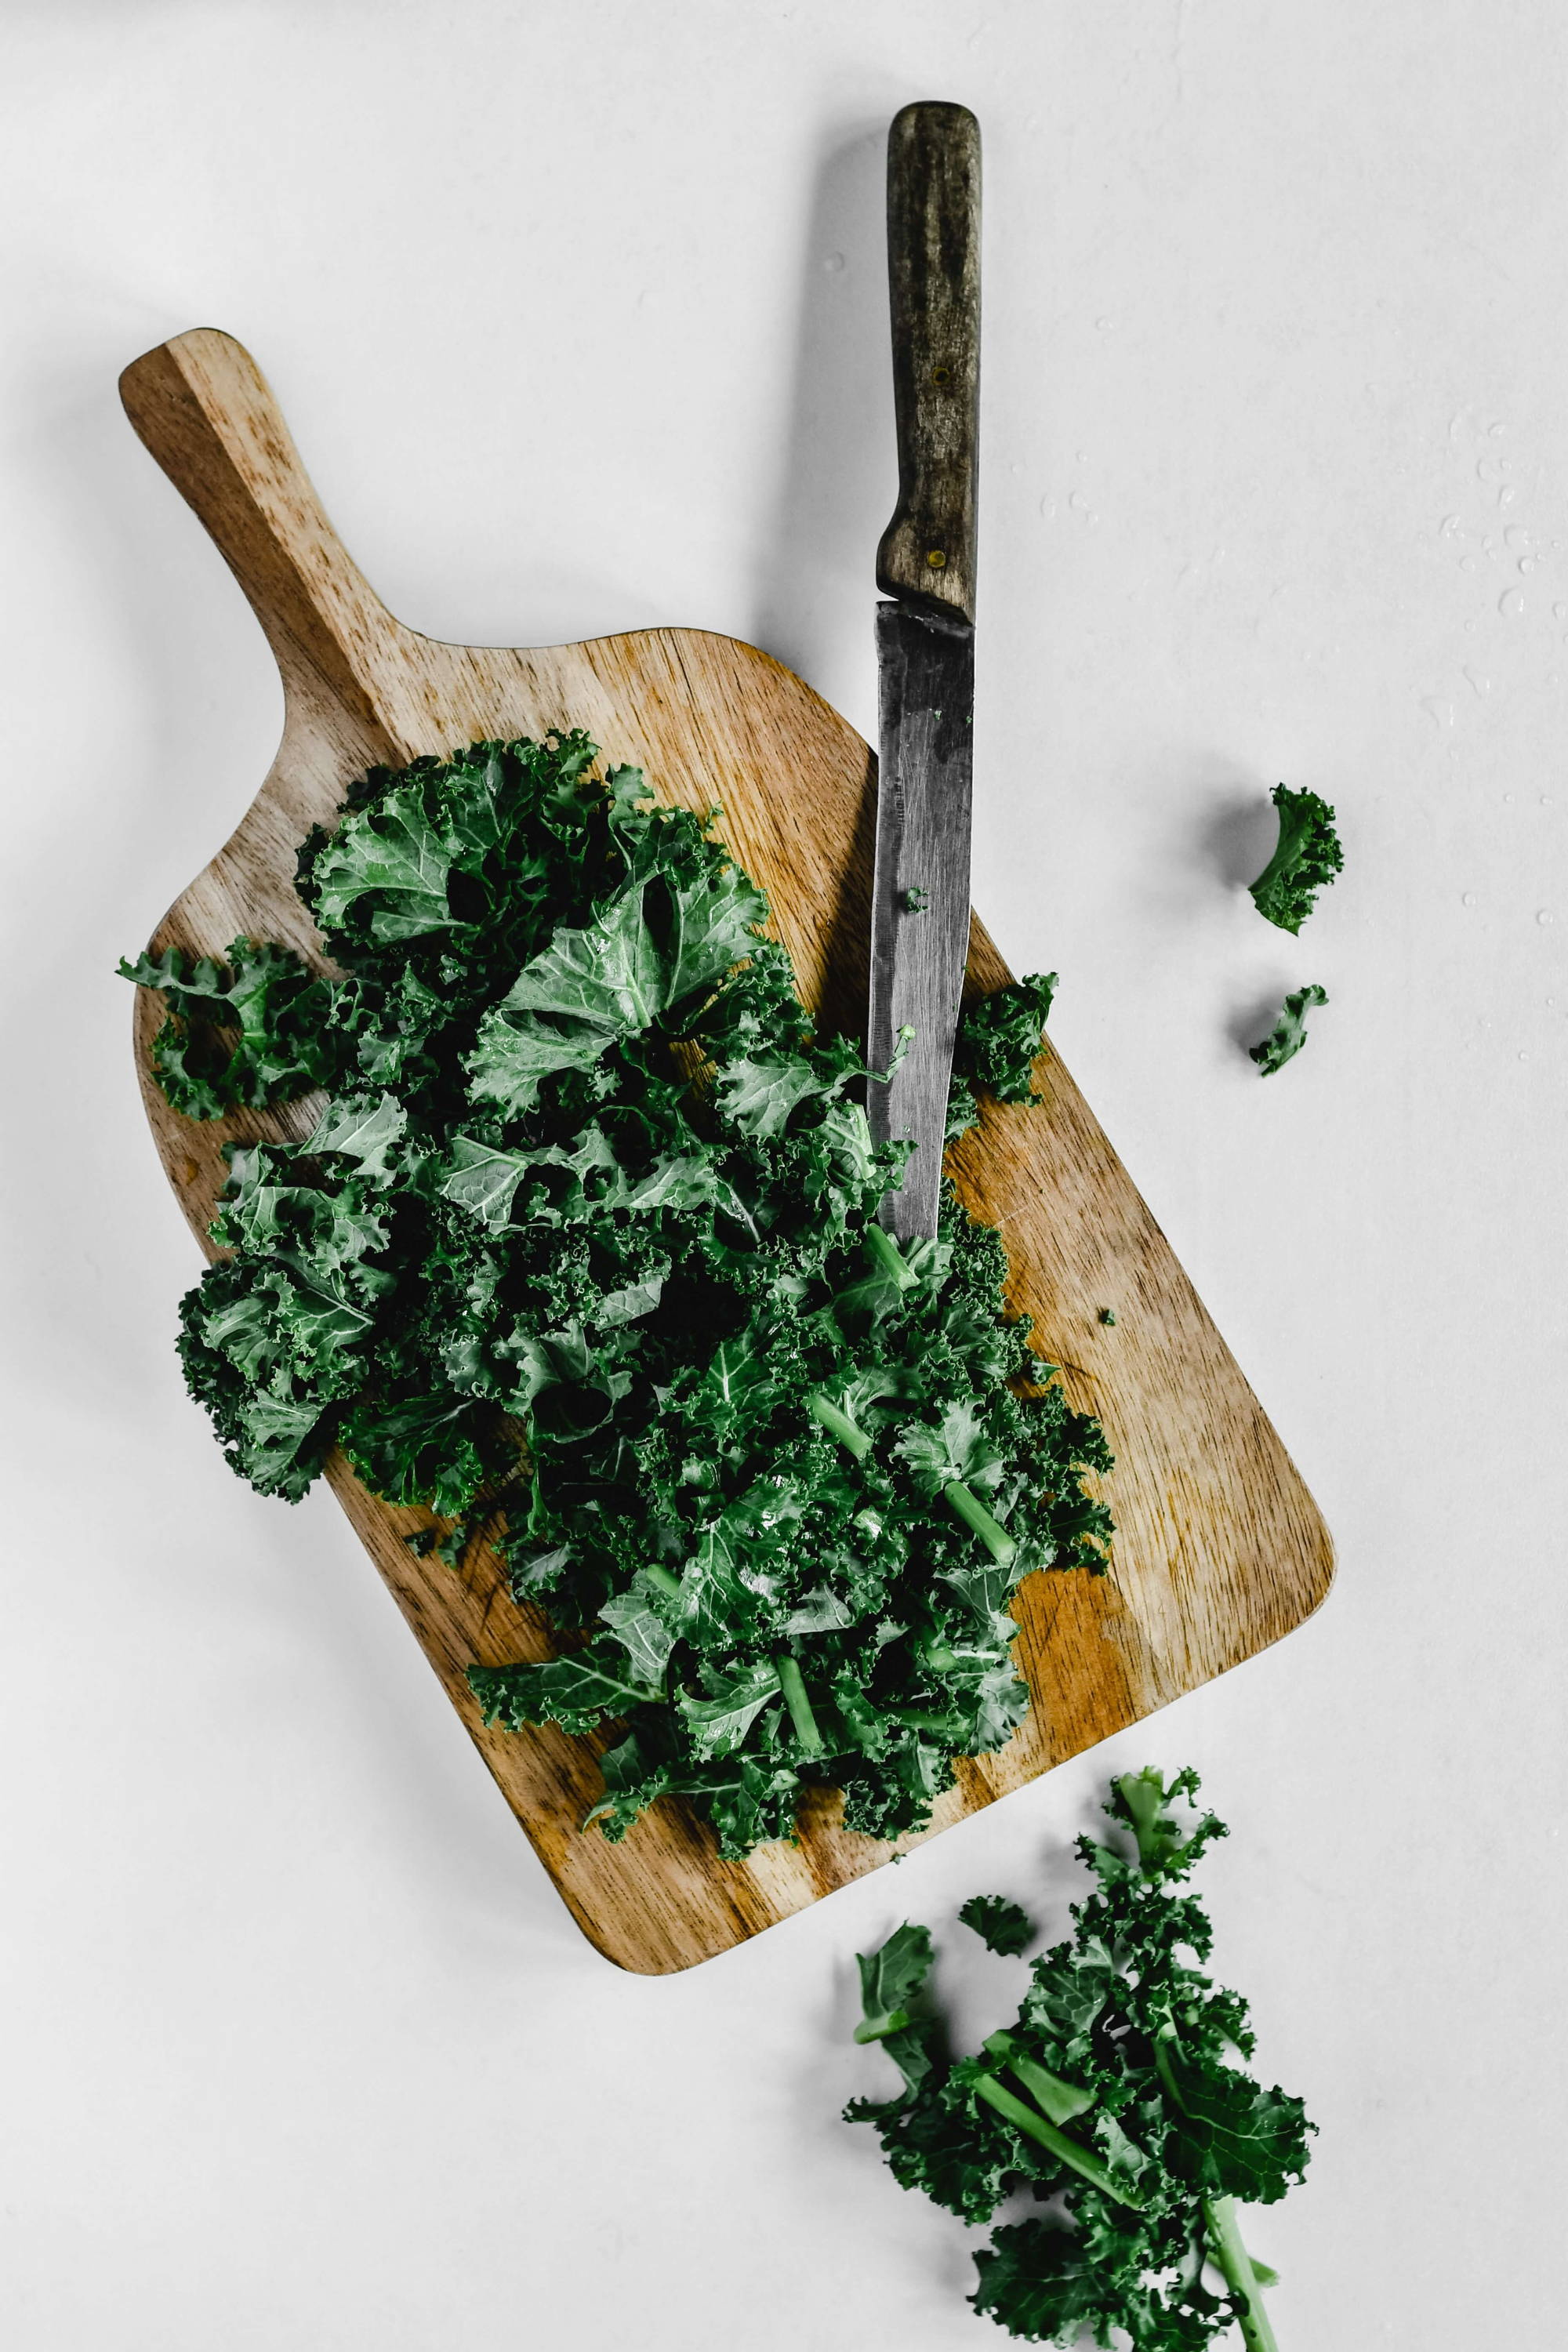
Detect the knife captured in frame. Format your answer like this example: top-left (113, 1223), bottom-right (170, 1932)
top-left (866, 100), bottom-right (982, 1243)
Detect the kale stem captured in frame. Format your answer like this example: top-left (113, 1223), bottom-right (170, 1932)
top-left (943, 1479), bottom-right (1017, 1568)
top-left (971, 2074), bottom-right (1142, 2209)
top-left (806, 1391), bottom-right (872, 1460)
top-left (864, 1224), bottom-right (917, 1290)
top-left (1152, 2034), bottom-right (1184, 2109)
top-left (643, 1563), bottom-right (682, 1600)
top-left (1203, 2196), bottom-right (1279, 2352)
top-left (776, 1654), bottom-right (824, 1756)
top-left (982, 2033), bottom-right (1094, 2125)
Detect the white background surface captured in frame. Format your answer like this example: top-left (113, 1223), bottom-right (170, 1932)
top-left (2, 3), bottom-right (1564, 2345)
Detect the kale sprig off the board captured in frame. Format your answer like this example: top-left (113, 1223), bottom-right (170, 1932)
top-left (122, 732), bottom-right (1109, 1858)
top-left (847, 1769), bottom-right (1312, 2348)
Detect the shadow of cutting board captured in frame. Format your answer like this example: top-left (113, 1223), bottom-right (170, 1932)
top-left (122, 328), bottom-right (1334, 1973)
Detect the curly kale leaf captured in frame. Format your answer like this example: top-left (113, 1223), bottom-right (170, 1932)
top-left (845, 1768), bottom-right (1314, 2347)
top-left (467, 862), bottom-right (767, 1113)
top-left (1248, 782), bottom-right (1343, 935)
top-left (118, 938), bottom-right (340, 1118)
top-left (950, 973), bottom-right (1058, 1126)
top-left (470, 1642), bottom-right (664, 1737)
top-left (1248, 984), bottom-right (1327, 1076)
top-left (973, 2218), bottom-right (1229, 2351)
top-left (960, 1893), bottom-right (1035, 1956)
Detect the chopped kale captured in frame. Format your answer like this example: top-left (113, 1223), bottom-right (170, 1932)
top-left (951, 974), bottom-right (1058, 1124)
top-left (1248, 784), bottom-right (1343, 936)
top-left (959, 1894), bottom-right (1034, 1956)
top-left (1248, 985), bottom-right (1328, 1077)
top-left (847, 1768), bottom-right (1312, 2347)
top-left (124, 734), bottom-right (1113, 1859)
top-left (117, 940), bottom-right (339, 1118)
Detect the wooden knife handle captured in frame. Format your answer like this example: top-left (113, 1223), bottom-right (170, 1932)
top-left (875, 101), bottom-right (982, 630)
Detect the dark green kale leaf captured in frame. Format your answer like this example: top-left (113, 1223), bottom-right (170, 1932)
top-left (844, 1768), bottom-right (1312, 2348)
top-left (1247, 783), bottom-right (1343, 936)
top-left (1248, 985), bottom-right (1327, 1076)
top-left (960, 1893), bottom-right (1035, 1956)
top-left (118, 939), bottom-right (341, 1118)
top-left (853, 1922), bottom-right (935, 2043)
top-left (470, 1643), bottom-right (664, 1737)
top-left (124, 732), bottom-right (1116, 1861)
top-left (949, 973), bottom-right (1058, 1134)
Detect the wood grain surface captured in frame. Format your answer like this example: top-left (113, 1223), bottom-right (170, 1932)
top-left (121, 328), bottom-right (1334, 1974)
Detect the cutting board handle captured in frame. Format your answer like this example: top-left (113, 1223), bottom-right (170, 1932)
top-left (118, 328), bottom-right (399, 711)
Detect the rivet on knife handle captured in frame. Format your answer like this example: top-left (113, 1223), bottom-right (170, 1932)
top-left (875, 101), bottom-right (982, 632)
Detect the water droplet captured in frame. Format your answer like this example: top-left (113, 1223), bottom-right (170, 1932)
top-left (1490, 420), bottom-right (1507, 436)
top-left (1439, 514), bottom-right (1461, 537)
top-left (1521, 557), bottom-right (1539, 574)
top-left (1539, 908), bottom-right (1555, 924)
top-left (1544, 794), bottom-right (1554, 807)
top-left (1504, 792), bottom-right (1515, 802)
top-left (1555, 604), bottom-right (1568, 621)
top-left (1462, 891), bottom-right (1478, 906)
top-left (1460, 556), bottom-right (1478, 572)
top-left (1519, 1051), bottom-right (1530, 1062)
top-left (1504, 525), bottom-right (1533, 549)
top-left (1010, 461), bottom-right (1022, 475)
top-left (1501, 586), bottom-right (1526, 616)
top-left (1464, 665), bottom-right (1491, 696)
top-left (1095, 315), bottom-right (1117, 331)
top-left (1068, 490), bottom-right (1091, 513)
top-left (823, 250), bottom-right (845, 272)
top-left (1500, 485), bottom-right (1517, 506)
top-left (1421, 697), bottom-right (1454, 728)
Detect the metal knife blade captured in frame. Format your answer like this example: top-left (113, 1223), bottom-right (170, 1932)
top-left (865, 100), bottom-right (982, 1241)
top-left (866, 604), bottom-right (975, 1240)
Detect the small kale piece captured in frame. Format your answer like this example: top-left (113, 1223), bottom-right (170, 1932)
top-left (118, 938), bottom-right (340, 1118)
top-left (845, 1767), bottom-right (1312, 2347)
top-left (952, 974), bottom-right (1058, 1112)
top-left (959, 1893), bottom-right (1034, 1956)
top-left (1248, 782), bottom-right (1343, 935)
top-left (1248, 984), bottom-right (1327, 1076)
top-left (854, 1922), bottom-right (936, 2042)
top-left (125, 735), bottom-right (1116, 1860)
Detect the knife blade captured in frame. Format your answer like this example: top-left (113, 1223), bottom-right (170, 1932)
top-left (866, 100), bottom-right (982, 1243)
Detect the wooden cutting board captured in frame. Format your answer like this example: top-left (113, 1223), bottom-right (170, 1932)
top-left (122, 328), bottom-right (1334, 1973)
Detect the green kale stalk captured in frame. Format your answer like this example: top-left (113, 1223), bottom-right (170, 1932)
top-left (847, 1768), bottom-right (1312, 2347)
top-left (122, 733), bottom-right (1112, 1860)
